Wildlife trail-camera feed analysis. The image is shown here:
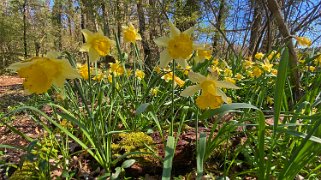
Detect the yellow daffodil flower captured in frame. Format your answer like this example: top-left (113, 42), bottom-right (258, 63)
top-left (154, 21), bottom-right (195, 68)
top-left (267, 96), bottom-right (274, 105)
top-left (261, 59), bottom-right (273, 72)
top-left (8, 52), bottom-right (80, 94)
top-left (209, 65), bottom-right (222, 75)
top-left (109, 61), bottom-right (125, 76)
top-left (267, 50), bottom-right (280, 60)
top-left (107, 73), bottom-right (113, 83)
top-left (235, 73), bottom-right (244, 80)
top-left (182, 65), bottom-right (191, 75)
top-left (196, 93), bottom-right (224, 109)
top-left (181, 71), bottom-right (239, 109)
top-left (224, 68), bottom-right (233, 77)
top-left (314, 55), bottom-right (321, 66)
top-left (271, 69), bottom-right (278, 76)
top-left (161, 72), bottom-right (185, 87)
top-left (224, 77), bottom-right (236, 84)
top-left (298, 59), bottom-right (305, 64)
top-left (153, 66), bottom-right (161, 74)
top-left (60, 119), bottom-right (73, 129)
top-left (125, 68), bottom-right (132, 76)
top-left (252, 66), bottom-right (263, 78)
top-left (306, 66), bottom-right (316, 72)
top-left (150, 87), bottom-right (159, 96)
top-left (80, 29), bottom-right (115, 62)
top-left (92, 73), bottom-right (104, 81)
top-left (194, 44), bottom-right (212, 63)
top-left (122, 22), bottom-right (142, 43)
top-left (295, 36), bottom-right (312, 47)
top-left (243, 59), bottom-right (254, 69)
top-left (255, 52), bottom-right (265, 60)
top-left (212, 58), bottom-right (220, 66)
top-left (161, 72), bottom-right (173, 82)
top-left (174, 76), bottom-right (185, 87)
top-left (135, 69), bottom-right (145, 80)
top-left (78, 64), bottom-right (91, 80)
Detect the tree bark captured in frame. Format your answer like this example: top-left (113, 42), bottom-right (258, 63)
top-left (137, 0), bottom-right (151, 69)
top-left (213, 0), bottom-right (226, 51)
top-left (266, 0), bottom-right (301, 102)
top-left (248, 0), bottom-right (262, 55)
top-left (23, 0), bottom-right (27, 58)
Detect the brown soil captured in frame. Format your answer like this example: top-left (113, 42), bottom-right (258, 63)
top-left (0, 75), bottom-right (41, 178)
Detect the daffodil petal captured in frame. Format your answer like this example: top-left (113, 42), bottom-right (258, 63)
top-left (88, 48), bottom-right (101, 62)
top-left (80, 44), bottom-right (91, 52)
top-left (7, 61), bottom-right (34, 71)
top-left (188, 71), bottom-right (206, 83)
top-left (169, 21), bottom-right (180, 37)
top-left (129, 23), bottom-right (134, 28)
top-left (81, 29), bottom-right (94, 42)
top-left (46, 51), bottom-right (60, 59)
top-left (154, 37), bottom-right (169, 47)
top-left (159, 50), bottom-right (171, 68)
top-left (216, 88), bottom-right (229, 103)
top-left (216, 80), bottom-right (240, 89)
top-left (180, 85), bottom-right (201, 97)
top-left (136, 33), bottom-right (142, 40)
top-left (183, 26), bottom-right (194, 36)
top-left (61, 59), bottom-right (81, 78)
top-left (175, 59), bottom-right (188, 69)
top-left (52, 76), bottom-right (66, 88)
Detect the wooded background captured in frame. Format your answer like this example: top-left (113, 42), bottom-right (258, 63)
top-left (1, 0), bottom-right (320, 71)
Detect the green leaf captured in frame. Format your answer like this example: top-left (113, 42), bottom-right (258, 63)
top-left (282, 129), bottom-right (321, 144)
top-left (111, 167), bottom-right (122, 180)
top-left (196, 133), bottom-right (206, 180)
top-left (201, 103), bottom-right (259, 120)
top-left (162, 136), bottom-right (176, 180)
top-left (136, 103), bottom-right (150, 115)
top-left (274, 48), bottom-right (289, 133)
top-left (0, 144), bottom-right (22, 149)
top-left (121, 159), bottom-right (136, 168)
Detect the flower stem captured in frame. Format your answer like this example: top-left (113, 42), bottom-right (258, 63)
top-left (171, 60), bottom-right (175, 136)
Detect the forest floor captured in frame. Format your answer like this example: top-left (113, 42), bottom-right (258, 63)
top-left (0, 76), bottom-right (41, 163)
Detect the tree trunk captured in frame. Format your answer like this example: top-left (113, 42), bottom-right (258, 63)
top-left (266, 0), bottom-right (301, 102)
top-left (248, 0), bottom-right (262, 55)
top-left (101, 2), bottom-right (110, 36)
top-left (52, 0), bottom-right (63, 51)
top-left (213, 0), bottom-right (226, 52)
top-left (23, 0), bottom-right (27, 58)
top-left (137, 0), bottom-right (151, 69)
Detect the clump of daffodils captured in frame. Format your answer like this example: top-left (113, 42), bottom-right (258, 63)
top-left (8, 52), bottom-right (80, 94)
top-left (80, 29), bottom-right (115, 62)
top-left (181, 71), bottom-right (239, 109)
top-left (154, 21), bottom-right (196, 68)
top-left (122, 22), bottom-right (142, 43)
